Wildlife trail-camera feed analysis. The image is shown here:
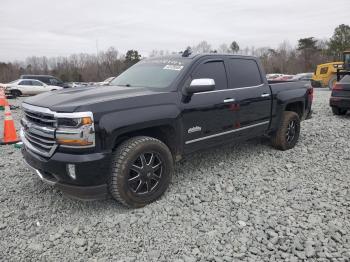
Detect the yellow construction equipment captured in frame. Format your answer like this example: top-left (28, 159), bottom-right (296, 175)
top-left (312, 50), bottom-right (350, 89)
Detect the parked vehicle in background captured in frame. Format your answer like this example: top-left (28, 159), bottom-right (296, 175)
top-left (20, 75), bottom-right (69, 88)
top-left (274, 75), bottom-right (295, 81)
top-left (4, 79), bottom-right (63, 97)
top-left (266, 74), bottom-right (284, 80)
top-left (98, 77), bottom-right (115, 86)
top-left (312, 62), bottom-right (343, 89)
top-left (330, 75), bottom-right (350, 115)
top-left (21, 54), bottom-right (313, 207)
top-left (68, 82), bottom-right (89, 88)
top-left (292, 73), bottom-right (313, 81)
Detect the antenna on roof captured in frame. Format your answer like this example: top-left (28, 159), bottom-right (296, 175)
top-left (182, 47), bottom-right (192, 57)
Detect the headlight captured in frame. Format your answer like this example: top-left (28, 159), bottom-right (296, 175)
top-left (57, 117), bottom-right (92, 127)
top-left (55, 112), bottom-right (95, 148)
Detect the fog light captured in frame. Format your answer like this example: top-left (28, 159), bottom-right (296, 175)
top-left (67, 164), bottom-right (76, 180)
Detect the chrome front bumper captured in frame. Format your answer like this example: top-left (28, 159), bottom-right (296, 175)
top-left (23, 158), bottom-right (57, 186)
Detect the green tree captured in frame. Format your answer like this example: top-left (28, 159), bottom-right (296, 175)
top-left (298, 37), bottom-right (318, 51)
top-left (230, 41), bottom-right (239, 53)
top-left (125, 50), bottom-right (141, 66)
top-left (328, 24), bottom-right (350, 59)
top-left (297, 37), bottom-right (319, 71)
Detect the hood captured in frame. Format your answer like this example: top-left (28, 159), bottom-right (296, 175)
top-left (23, 85), bottom-right (166, 112)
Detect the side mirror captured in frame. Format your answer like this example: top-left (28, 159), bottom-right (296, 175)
top-left (185, 78), bottom-right (215, 94)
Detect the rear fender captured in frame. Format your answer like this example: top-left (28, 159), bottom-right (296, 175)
top-left (270, 89), bottom-right (306, 131)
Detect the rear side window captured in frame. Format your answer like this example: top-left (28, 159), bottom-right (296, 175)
top-left (32, 80), bottom-right (43, 86)
top-left (340, 75), bottom-right (350, 83)
top-left (38, 77), bottom-right (49, 84)
top-left (192, 61), bottom-right (227, 90)
top-left (227, 59), bottom-right (262, 88)
top-left (320, 67), bottom-right (328, 74)
top-left (49, 78), bottom-right (61, 85)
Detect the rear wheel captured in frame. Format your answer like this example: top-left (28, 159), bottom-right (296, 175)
top-left (11, 90), bottom-right (22, 98)
top-left (332, 107), bottom-right (347, 115)
top-left (271, 111), bottom-right (300, 151)
top-left (109, 136), bottom-right (173, 208)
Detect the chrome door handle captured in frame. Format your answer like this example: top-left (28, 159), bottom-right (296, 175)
top-left (223, 98), bottom-right (235, 103)
top-left (261, 93), bottom-right (270, 97)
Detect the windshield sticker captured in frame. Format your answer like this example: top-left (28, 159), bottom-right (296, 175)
top-left (163, 65), bottom-right (184, 71)
top-left (141, 59), bottom-right (184, 65)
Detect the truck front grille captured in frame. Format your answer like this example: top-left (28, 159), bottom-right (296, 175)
top-left (24, 110), bottom-right (57, 127)
top-left (21, 104), bottom-right (58, 158)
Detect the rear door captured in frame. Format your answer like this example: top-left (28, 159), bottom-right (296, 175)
top-left (225, 58), bottom-right (271, 138)
top-left (182, 59), bottom-right (238, 152)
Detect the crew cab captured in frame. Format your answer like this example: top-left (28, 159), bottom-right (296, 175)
top-left (20, 54), bottom-right (313, 208)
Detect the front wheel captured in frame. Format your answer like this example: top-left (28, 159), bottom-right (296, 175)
top-left (332, 107), bottom-right (347, 115)
top-left (271, 111), bottom-right (300, 151)
top-left (109, 136), bottom-right (173, 208)
top-left (11, 90), bottom-right (22, 98)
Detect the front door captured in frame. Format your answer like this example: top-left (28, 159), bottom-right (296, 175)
top-left (181, 59), bottom-right (237, 153)
top-left (30, 80), bottom-right (47, 94)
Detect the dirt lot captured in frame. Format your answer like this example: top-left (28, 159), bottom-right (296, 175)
top-left (0, 89), bottom-right (349, 261)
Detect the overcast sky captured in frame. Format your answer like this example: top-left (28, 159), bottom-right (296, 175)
top-left (0, 0), bottom-right (349, 62)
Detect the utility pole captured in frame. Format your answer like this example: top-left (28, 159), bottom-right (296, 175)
top-left (96, 39), bottom-right (100, 81)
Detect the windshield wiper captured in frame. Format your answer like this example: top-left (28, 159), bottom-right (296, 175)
top-left (117, 84), bottom-right (131, 87)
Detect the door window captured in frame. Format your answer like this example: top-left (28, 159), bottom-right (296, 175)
top-left (320, 67), bottom-right (328, 74)
top-left (192, 61), bottom-right (227, 90)
top-left (32, 80), bottom-right (43, 86)
top-left (227, 59), bottom-right (263, 88)
top-left (18, 80), bottom-right (32, 85)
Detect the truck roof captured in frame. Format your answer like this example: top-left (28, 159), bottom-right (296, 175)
top-left (147, 53), bottom-right (257, 61)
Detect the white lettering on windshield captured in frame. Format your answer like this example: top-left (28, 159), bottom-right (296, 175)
top-left (163, 65), bottom-right (184, 71)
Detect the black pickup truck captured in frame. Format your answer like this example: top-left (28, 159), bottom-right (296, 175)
top-left (21, 54), bottom-right (313, 207)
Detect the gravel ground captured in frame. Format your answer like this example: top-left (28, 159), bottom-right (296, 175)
top-left (0, 89), bottom-right (350, 261)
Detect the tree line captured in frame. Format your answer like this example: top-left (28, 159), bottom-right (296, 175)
top-left (0, 24), bottom-right (349, 83)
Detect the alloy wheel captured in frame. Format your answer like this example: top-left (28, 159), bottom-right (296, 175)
top-left (286, 120), bottom-right (297, 143)
top-left (128, 152), bottom-right (163, 195)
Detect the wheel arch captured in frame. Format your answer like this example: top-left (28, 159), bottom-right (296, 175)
top-left (10, 89), bottom-right (22, 95)
top-left (115, 124), bottom-right (179, 155)
top-left (98, 105), bottom-right (183, 160)
top-left (284, 101), bottom-right (304, 119)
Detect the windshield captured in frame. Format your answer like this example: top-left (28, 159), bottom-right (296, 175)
top-left (111, 58), bottom-right (189, 88)
top-left (340, 75), bottom-right (350, 83)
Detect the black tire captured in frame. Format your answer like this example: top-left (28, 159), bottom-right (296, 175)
top-left (11, 90), bottom-right (22, 98)
top-left (109, 136), bottom-right (173, 208)
top-left (271, 111), bottom-right (300, 151)
top-left (332, 107), bottom-right (347, 115)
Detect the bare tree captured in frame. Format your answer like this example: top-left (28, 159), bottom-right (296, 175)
top-left (192, 41), bottom-right (212, 54)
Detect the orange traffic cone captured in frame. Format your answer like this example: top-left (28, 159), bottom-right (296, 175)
top-left (0, 100), bottom-right (20, 145)
top-left (0, 88), bottom-right (6, 110)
